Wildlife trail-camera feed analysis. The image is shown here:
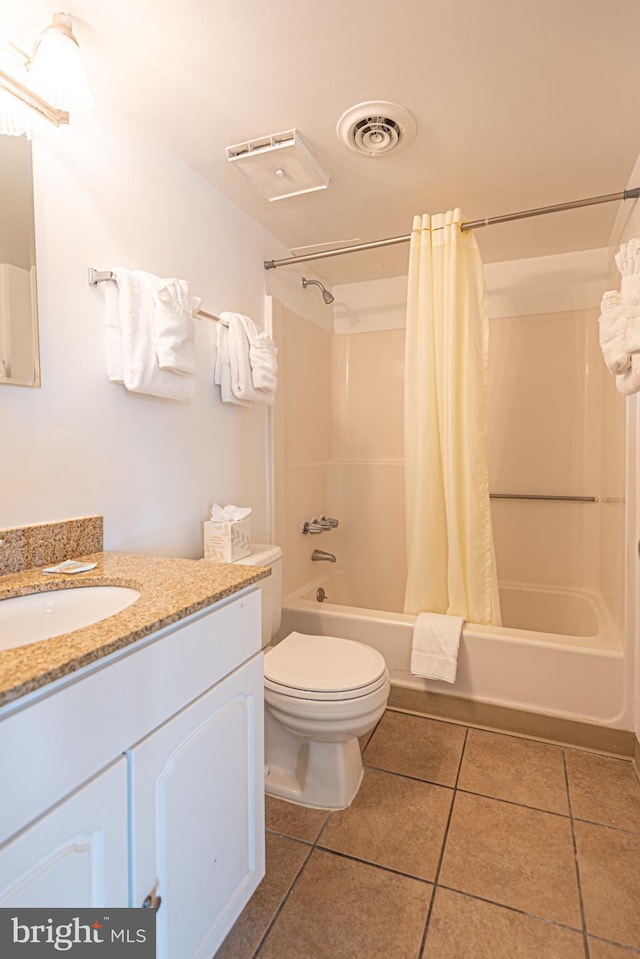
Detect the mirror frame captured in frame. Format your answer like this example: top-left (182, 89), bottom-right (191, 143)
top-left (0, 135), bottom-right (40, 388)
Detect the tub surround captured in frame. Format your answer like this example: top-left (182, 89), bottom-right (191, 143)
top-left (0, 516), bottom-right (103, 576)
top-left (0, 551), bottom-right (270, 707)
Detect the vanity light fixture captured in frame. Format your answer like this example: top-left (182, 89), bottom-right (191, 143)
top-left (0, 12), bottom-right (93, 138)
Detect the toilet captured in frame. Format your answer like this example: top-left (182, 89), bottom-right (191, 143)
top-left (235, 545), bottom-right (390, 809)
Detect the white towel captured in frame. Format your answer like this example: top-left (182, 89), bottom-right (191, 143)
top-left (410, 612), bottom-right (465, 683)
top-left (615, 239), bottom-right (640, 353)
top-left (154, 278), bottom-right (201, 375)
top-left (220, 311), bottom-right (275, 405)
top-left (214, 321), bottom-right (251, 405)
top-left (111, 268), bottom-right (195, 402)
top-left (598, 291), bottom-right (631, 375)
top-left (236, 313), bottom-right (278, 393)
top-left (104, 276), bottom-right (124, 383)
top-left (616, 353), bottom-right (640, 395)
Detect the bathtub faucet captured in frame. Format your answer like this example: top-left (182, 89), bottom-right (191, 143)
top-left (311, 549), bottom-right (336, 563)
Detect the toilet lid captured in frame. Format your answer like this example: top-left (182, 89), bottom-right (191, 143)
top-left (264, 632), bottom-right (387, 694)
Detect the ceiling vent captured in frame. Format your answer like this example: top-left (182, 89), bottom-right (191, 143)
top-left (226, 129), bottom-right (330, 201)
top-left (336, 101), bottom-right (417, 157)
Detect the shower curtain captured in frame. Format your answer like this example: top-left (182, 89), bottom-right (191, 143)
top-left (403, 209), bottom-right (501, 625)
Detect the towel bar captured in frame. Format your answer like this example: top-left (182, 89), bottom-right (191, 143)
top-left (88, 267), bottom-right (222, 323)
top-left (490, 493), bottom-right (598, 503)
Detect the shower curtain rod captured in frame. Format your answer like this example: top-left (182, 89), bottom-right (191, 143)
top-left (263, 187), bottom-right (640, 270)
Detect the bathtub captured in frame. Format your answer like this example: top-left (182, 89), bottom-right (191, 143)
top-left (279, 571), bottom-right (626, 728)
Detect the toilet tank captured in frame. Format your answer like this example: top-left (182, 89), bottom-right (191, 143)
top-left (234, 545), bottom-right (282, 648)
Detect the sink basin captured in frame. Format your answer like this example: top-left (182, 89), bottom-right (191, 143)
top-left (0, 586), bottom-right (141, 651)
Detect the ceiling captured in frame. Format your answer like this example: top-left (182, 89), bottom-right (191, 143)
top-left (9, 0), bottom-right (640, 284)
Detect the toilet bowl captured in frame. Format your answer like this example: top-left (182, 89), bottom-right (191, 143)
top-left (233, 546), bottom-right (390, 809)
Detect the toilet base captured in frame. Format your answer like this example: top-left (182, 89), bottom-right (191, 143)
top-left (265, 710), bottom-right (365, 809)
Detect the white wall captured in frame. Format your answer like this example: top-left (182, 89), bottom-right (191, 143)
top-left (0, 103), bottom-right (306, 558)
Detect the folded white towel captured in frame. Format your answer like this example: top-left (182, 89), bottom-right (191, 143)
top-left (214, 321), bottom-right (250, 405)
top-left (154, 278), bottom-right (201, 375)
top-left (616, 353), bottom-right (640, 395)
top-left (112, 268), bottom-right (195, 402)
top-left (410, 612), bottom-right (465, 683)
top-left (598, 291), bottom-right (631, 375)
top-left (220, 311), bottom-right (275, 406)
top-left (235, 313), bottom-right (278, 393)
top-left (615, 239), bottom-right (640, 353)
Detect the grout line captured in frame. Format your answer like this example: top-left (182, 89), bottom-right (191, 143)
top-left (571, 815), bottom-right (640, 838)
top-left (586, 934), bottom-right (640, 955)
top-left (562, 748), bottom-right (591, 959)
top-left (362, 761), bottom-right (456, 791)
top-left (264, 827), bottom-right (315, 845)
top-left (436, 883), bottom-right (584, 934)
top-left (417, 726), bottom-right (470, 957)
top-left (252, 841), bottom-right (314, 959)
top-left (454, 785), bottom-right (571, 819)
top-left (363, 760), bottom-right (575, 820)
top-left (311, 845), bottom-right (433, 885)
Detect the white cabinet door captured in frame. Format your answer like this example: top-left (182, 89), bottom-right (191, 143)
top-left (129, 654), bottom-right (264, 959)
top-left (0, 759), bottom-right (128, 908)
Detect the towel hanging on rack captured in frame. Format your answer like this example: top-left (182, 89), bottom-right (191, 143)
top-left (99, 267), bottom-right (198, 401)
top-left (89, 268), bottom-right (222, 323)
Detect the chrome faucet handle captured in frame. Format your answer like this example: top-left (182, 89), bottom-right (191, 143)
top-left (301, 520), bottom-right (323, 534)
top-left (320, 515), bottom-right (339, 529)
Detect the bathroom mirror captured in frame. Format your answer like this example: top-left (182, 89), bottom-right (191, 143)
top-left (0, 134), bottom-right (40, 387)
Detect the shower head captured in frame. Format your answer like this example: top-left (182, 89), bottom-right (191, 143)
top-left (301, 276), bottom-right (334, 305)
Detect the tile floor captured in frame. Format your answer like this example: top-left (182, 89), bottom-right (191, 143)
top-left (216, 710), bottom-right (640, 959)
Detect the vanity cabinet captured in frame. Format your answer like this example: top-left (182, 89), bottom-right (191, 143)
top-left (0, 759), bottom-right (128, 908)
top-left (0, 588), bottom-right (264, 957)
top-left (130, 655), bottom-right (263, 958)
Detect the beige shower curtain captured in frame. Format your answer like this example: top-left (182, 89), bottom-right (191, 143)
top-left (403, 209), bottom-right (501, 625)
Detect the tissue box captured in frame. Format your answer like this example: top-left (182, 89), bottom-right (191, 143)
top-left (203, 519), bottom-right (251, 562)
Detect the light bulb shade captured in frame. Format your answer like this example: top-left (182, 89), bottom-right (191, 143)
top-left (29, 13), bottom-right (94, 113)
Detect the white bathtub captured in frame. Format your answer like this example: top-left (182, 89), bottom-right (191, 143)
top-left (279, 571), bottom-right (626, 728)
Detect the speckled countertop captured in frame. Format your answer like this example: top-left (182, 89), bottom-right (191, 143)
top-left (0, 552), bottom-right (270, 708)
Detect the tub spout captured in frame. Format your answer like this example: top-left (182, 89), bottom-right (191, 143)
top-left (311, 549), bottom-right (336, 563)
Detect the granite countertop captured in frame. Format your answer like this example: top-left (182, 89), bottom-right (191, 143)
top-left (0, 551), bottom-right (270, 708)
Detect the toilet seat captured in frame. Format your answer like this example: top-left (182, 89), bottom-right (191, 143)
top-left (264, 632), bottom-right (388, 702)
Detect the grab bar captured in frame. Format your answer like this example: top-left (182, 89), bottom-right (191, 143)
top-left (490, 493), bottom-right (598, 503)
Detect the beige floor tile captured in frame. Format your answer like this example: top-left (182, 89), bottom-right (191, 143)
top-left (588, 938), bottom-right (640, 958)
top-left (566, 750), bottom-right (640, 832)
top-left (215, 833), bottom-right (309, 959)
top-left (364, 711), bottom-right (466, 786)
top-left (265, 794), bottom-right (330, 843)
top-left (319, 768), bottom-right (453, 880)
top-left (422, 887), bottom-right (585, 959)
top-left (457, 728), bottom-right (569, 814)
top-left (575, 820), bottom-right (640, 949)
top-left (439, 792), bottom-right (581, 927)
top-left (259, 848), bottom-right (432, 959)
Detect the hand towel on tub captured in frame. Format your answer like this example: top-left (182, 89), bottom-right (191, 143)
top-left (410, 612), bottom-right (465, 683)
